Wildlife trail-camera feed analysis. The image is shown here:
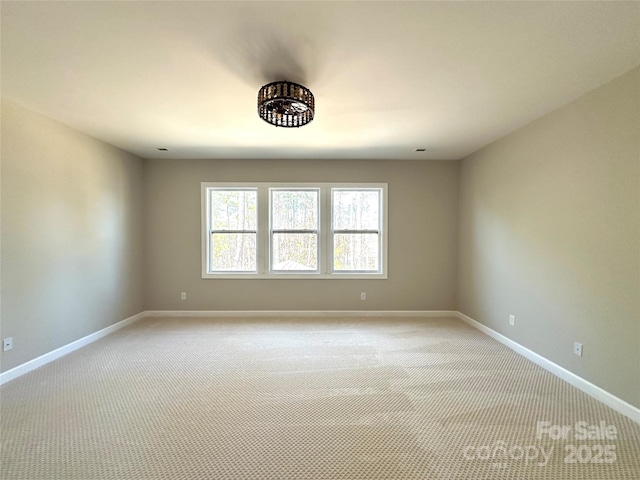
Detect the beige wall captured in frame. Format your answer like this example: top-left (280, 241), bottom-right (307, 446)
top-left (144, 159), bottom-right (459, 311)
top-left (0, 99), bottom-right (145, 373)
top-left (458, 67), bottom-right (640, 407)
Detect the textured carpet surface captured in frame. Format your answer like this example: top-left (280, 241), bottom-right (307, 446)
top-left (1, 316), bottom-right (639, 479)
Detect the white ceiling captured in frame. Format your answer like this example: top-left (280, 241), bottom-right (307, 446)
top-left (2, 1), bottom-right (639, 161)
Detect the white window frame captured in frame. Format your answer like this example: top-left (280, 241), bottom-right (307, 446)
top-left (201, 182), bottom-right (388, 279)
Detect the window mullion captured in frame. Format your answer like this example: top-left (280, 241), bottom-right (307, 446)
top-left (321, 186), bottom-right (331, 274)
top-left (258, 186), bottom-right (269, 275)
top-left (381, 185), bottom-right (388, 275)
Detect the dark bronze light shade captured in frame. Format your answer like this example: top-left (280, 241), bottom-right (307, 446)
top-left (257, 81), bottom-right (315, 127)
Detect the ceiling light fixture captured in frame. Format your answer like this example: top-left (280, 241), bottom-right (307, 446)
top-left (258, 81), bottom-right (314, 128)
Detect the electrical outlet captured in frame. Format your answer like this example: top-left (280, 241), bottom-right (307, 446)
top-left (509, 314), bottom-right (516, 326)
top-left (3, 337), bottom-right (13, 352)
top-left (181, 292), bottom-right (187, 300)
top-left (360, 292), bottom-right (366, 300)
top-left (573, 342), bottom-right (583, 357)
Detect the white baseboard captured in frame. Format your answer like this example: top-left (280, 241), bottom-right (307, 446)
top-left (144, 310), bottom-right (456, 318)
top-left (456, 311), bottom-right (640, 425)
top-left (0, 311), bottom-right (146, 386)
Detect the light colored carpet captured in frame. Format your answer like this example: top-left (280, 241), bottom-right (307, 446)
top-left (1, 316), bottom-right (639, 479)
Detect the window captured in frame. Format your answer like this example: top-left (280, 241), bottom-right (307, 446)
top-left (332, 189), bottom-right (381, 272)
top-left (270, 189), bottom-right (319, 272)
top-left (202, 183), bottom-right (387, 279)
top-left (208, 188), bottom-right (257, 273)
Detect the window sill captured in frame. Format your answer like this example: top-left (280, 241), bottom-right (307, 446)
top-left (201, 272), bottom-right (388, 280)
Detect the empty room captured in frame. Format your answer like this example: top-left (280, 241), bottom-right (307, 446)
top-left (1, 1), bottom-right (639, 479)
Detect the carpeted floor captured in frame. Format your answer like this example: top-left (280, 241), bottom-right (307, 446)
top-left (1, 316), bottom-right (639, 479)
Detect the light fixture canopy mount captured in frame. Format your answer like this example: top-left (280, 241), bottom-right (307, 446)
top-left (257, 80), bottom-right (314, 128)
